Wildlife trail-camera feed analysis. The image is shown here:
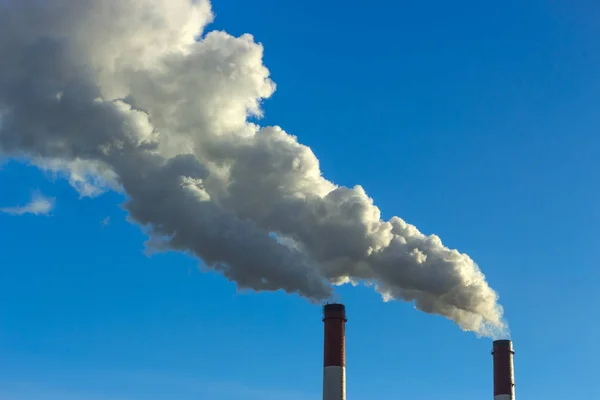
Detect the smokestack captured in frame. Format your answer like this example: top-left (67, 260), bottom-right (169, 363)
top-left (492, 339), bottom-right (515, 400)
top-left (322, 303), bottom-right (347, 400)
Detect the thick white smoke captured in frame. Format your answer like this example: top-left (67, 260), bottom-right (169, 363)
top-left (0, 0), bottom-right (507, 336)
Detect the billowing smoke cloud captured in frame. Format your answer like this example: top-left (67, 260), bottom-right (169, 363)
top-left (0, 191), bottom-right (55, 216)
top-left (0, 0), bottom-right (507, 336)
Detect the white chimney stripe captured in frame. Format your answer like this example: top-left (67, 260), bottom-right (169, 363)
top-left (323, 365), bottom-right (345, 400)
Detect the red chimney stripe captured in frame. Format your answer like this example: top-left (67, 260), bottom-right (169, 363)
top-left (493, 341), bottom-right (515, 396)
top-left (323, 304), bottom-right (347, 368)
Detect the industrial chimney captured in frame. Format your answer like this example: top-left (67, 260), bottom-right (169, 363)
top-left (322, 303), bottom-right (347, 400)
top-left (492, 339), bottom-right (515, 400)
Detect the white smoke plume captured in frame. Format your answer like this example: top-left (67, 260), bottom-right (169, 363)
top-left (1, 191), bottom-right (55, 216)
top-left (0, 0), bottom-right (507, 336)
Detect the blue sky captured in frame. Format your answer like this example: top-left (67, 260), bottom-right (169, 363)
top-left (1, 0), bottom-right (599, 398)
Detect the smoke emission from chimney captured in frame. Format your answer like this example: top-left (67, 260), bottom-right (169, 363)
top-left (0, 0), bottom-right (507, 337)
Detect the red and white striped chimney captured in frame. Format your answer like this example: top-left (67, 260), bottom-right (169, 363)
top-left (322, 303), bottom-right (347, 400)
top-left (492, 339), bottom-right (515, 400)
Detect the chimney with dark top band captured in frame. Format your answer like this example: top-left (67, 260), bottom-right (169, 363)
top-left (322, 303), bottom-right (347, 400)
top-left (492, 339), bottom-right (515, 400)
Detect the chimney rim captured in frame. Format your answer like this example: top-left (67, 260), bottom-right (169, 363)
top-left (322, 303), bottom-right (347, 321)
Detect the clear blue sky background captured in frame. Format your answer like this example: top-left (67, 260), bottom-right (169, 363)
top-left (1, 0), bottom-right (599, 398)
